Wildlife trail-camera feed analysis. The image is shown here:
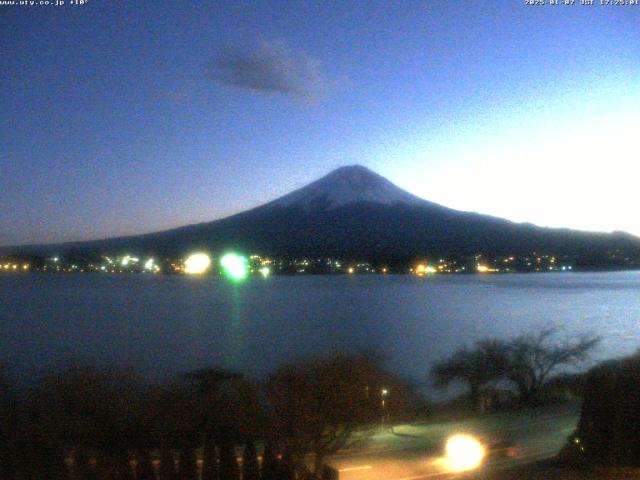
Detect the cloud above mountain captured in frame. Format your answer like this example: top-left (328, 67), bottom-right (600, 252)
top-left (207, 39), bottom-right (329, 102)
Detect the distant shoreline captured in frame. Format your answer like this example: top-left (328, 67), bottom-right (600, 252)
top-left (2, 268), bottom-right (640, 277)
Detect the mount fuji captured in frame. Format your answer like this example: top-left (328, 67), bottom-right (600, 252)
top-left (8, 165), bottom-right (640, 265)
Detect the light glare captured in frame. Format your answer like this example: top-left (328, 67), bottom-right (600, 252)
top-left (445, 434), bottom-right (485, 472)
top-left (184, 253), bottom-right (211, 274)
top-left (220, 253), bottom-right (248, 281)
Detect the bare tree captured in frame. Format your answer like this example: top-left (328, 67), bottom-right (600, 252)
top-left (264, 352), bottom-right (407, 479)
top-left (505, 328), bottom-right (600, 405)
top-left (179, 367), bottom-right (263, 479)
top-left (431, 340), bottom-right (509, 413)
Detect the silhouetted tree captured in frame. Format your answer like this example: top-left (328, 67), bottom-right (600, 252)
top-left (542, 372), bottom-right (587, 400)
top-left (505, 328), bottom-right (600, 405)
top-left (183, 368), bottom-right (243, 396)
top-left (431, 340), bottom-right (509, 413)
top-left (139, 381), bottom-right (196, 480)
top-left (183, 367), bottom-right (264, 445)
top-left (264, 352), bottom-right (407, 479)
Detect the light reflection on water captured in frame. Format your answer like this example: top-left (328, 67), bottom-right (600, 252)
top-left (1, 271), bottom-right (639, 389)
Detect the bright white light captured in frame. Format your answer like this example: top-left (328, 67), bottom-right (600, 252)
top-left (415, 264), bottom-right (436, 276)
top-left (259, 266), bottom-right (270, 277)
top-left (144, 258), bottom-right (155, 270)
top-left (445, 434), bottom-right (485, 472)
top-left (184, 253), bottom-right (211, 275)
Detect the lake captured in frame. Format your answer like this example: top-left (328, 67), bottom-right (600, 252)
top-left (2, 272), bottom-right (640, 392)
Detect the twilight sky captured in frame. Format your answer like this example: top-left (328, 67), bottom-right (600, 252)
top-left (2, 0), bottom-right (640, 246)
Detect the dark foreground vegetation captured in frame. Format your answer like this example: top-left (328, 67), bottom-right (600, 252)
top-left (478, 347), bottom-right (640, 478)
top-left (1, 331), bottom-right (639, 479)
top-left (572, 350), bottom-right (640, 466)
top-left (0, 353), bottom-right (412, 480)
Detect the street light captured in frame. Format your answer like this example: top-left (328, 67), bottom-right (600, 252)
top-left (381, 388), bottom-right (390, 427)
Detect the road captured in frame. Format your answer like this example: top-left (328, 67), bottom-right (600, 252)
top-left (327, 403), bottom-right (580, 480)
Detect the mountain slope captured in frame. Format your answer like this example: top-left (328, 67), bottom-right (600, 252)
top-left (6, 165), bottom-right (640, 264)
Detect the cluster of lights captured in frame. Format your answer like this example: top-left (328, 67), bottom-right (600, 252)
top-left (105, 251), bottom-right (254, 280)
top-left (345, 262), bottom-right (377, 274)
top-left (121, 255), bottom-right (137, 267)
top-left (1, 263), bottom-right (28, 271)
top-left (414, 264), bottom-right (437, 276)
top-left (144, 258), bottom-right (161, 273)
top-left (4, 251), bottom-right (583, 276)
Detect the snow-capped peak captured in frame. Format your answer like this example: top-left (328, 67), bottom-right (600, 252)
top-left (266, 165), bottom-right (427, 210)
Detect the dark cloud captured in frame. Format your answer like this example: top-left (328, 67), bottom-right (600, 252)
top-left (207, 39), bottom-right (329, 102)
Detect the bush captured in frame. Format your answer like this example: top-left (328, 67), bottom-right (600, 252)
top-left (576, 351), bottom-right (640, 466)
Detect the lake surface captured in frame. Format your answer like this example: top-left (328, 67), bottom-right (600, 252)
top-left (2, 272), bottom-right (640, 392)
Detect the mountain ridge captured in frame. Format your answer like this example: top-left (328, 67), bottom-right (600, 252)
top-left (3, 165), bottom-right (640, 267)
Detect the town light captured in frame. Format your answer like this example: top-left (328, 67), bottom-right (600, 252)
top-left (415, 264), bottom-right (437, 276)
top-left (220, 253), bottom-right (248, 281)
top-left (184, 252), bottom-right (212, 274)
top-left (259, 266), bottom-right (270, 278)
top-left (444, 434), bottom-right (485, 472)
